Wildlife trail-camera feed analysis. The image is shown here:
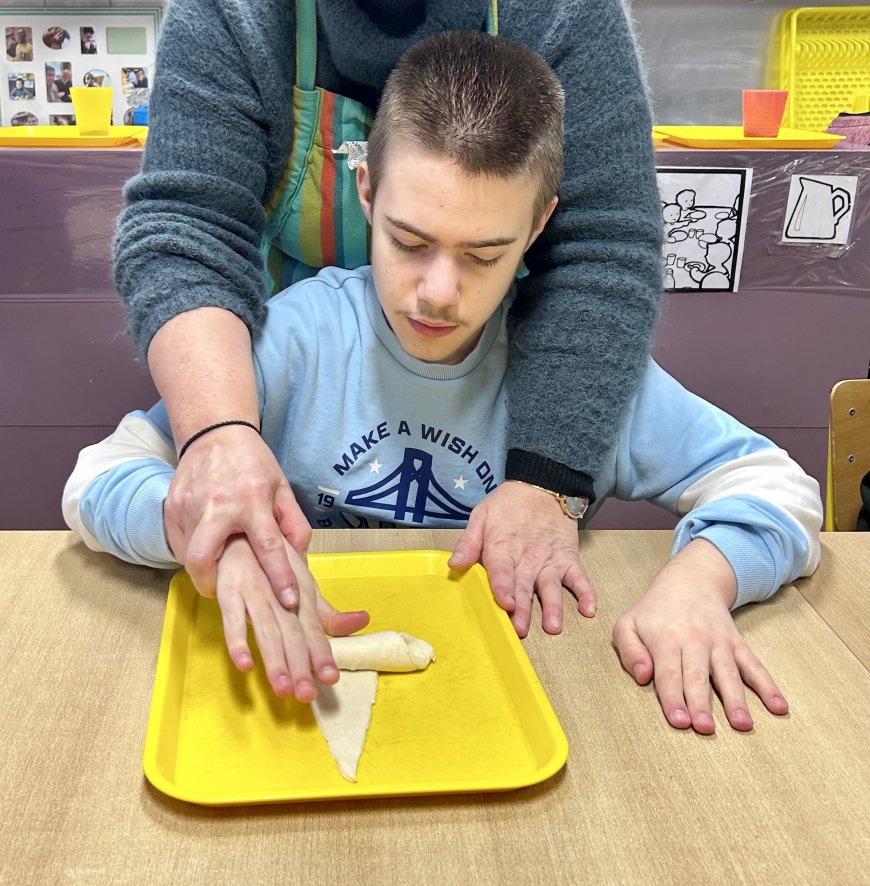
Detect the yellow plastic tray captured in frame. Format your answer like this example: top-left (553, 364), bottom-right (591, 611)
top-left (143, 550), bottom-right (569, 805)
top-left (0, 125), bottom-right (147, 147)
top-left (653, 125), bottom-right (844, 149)
top-left (775, 6), bottom-right (870, 130)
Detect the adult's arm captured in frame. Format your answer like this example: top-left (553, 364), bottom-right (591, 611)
top-left (112, 0), bottom-right (302, 596)
top-left (499, 0), bottom-right (664, 498)
top-left (449, 0), bottom-right (664, 603)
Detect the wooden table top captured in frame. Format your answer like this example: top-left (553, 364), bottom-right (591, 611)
top-left (1, 529), bottom-right (868, 885)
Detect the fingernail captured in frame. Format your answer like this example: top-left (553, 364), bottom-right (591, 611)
top-left (276, 675), bottom-right (293, 694)
top-left (547, 616), bottom-right (561, 630)
top-left (321, 665), bottom-right (338, 681)
top-left (632, 664), bottom-right (645, 681)
top-left (281, 588), bottom-right (296, 607)
top-left (772, 694), bottom-right (786, 706)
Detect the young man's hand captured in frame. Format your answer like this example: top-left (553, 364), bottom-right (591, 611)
top-left (449, 481), bottom-right (597, 637)
top-left (211, 535), bottom-right (370, 701)
top-left (611, 538), bottom-right (789, 734)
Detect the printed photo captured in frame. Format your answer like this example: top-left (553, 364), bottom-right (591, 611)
top-left (43, 26), bottom-right (71, 51)
top-left (43, 62), bottom-right (74, 103)
top-left (54, 62), bottom-right (74, 103)
top-left (84, 69), bottom-right (111, 88)
top-left (81, 27), bottom-right (97, 55)
top-left (50, 114), bottom-right (76, 126)
top-left (5, 26), bottom-right (33, 62)
top-left (8, 73), bottom-right (35, 101)
top-left (121, 67), bottom-right (150, 92)
top-left (11, 110), bottom-right (39, 126)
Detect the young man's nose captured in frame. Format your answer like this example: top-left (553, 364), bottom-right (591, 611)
top-left (417, 254), bottom-right (461, 308)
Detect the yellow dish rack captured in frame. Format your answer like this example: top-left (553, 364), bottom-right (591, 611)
top-left (775, 6), bottom-right (870, 130)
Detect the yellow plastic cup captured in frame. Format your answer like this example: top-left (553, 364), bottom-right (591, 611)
top-left (742, 89), bottom-right (788, 138)
top-left (70, 86), bottom-right (113, 135)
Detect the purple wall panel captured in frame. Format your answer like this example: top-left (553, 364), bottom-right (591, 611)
top-left (1, 147), bottom-right (868, 528)
top-left (0, 300), bottom-right (157, 426)
top-left (655, 148), bottom-right (870, 295)
top-left (0, 148), bottom-right (141, 297)
top-left (1, 149), bottom-right (152, 528)
top-left (651, 147), bottom-right (870, 434)
top-left (652, 286), bottom-right (870, 430)
top-left (0, 426), bottom-right (117, 529)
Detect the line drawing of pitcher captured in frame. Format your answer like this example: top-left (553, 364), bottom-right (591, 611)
top-left (786, 176), bottom-right (852, 240)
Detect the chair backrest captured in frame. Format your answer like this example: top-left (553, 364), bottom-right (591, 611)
top-left (828, 378), bottom-right (870, 531)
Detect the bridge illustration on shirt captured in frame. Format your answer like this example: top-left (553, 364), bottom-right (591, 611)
top-left (344, 447), bottom-right (472, 523)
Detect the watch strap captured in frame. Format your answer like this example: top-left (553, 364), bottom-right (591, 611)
top-left (504, 449), bottom-right (596, 502)
top-left (510, 481), bottom-right (589, 520)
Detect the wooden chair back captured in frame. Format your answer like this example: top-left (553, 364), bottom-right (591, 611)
top-left (828, 379), bottom-right (870, 531)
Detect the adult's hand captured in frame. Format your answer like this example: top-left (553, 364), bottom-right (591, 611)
top-left (148, 308), bottom-right (311, 606)
top-left (215, 535), bottom-right (370, 701)
top-left (164, 424), bottom-right (312, 605)
top-left (611, 538), bottom-right (789, 734)
top-left (449, 481), bottom-right (596, 637)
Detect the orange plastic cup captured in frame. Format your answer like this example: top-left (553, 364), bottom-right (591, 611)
top-left (742, 90), bottom-right (788, 138)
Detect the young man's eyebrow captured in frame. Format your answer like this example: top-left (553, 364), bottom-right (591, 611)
top-left (385, 216), bottom-right (517, 249)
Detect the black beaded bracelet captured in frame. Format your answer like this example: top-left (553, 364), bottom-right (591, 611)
top-left (177, 420), bottom-right (261, 461)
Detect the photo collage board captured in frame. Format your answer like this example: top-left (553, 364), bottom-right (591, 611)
top-left (2, 7), bottom-right (161, 127)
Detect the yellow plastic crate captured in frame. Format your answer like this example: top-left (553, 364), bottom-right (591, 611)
top-left (776, 6), bottom-right (870, 130)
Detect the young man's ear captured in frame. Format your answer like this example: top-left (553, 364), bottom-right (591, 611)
top-left (525, 196), bottom-right (558, 252)
top-left (356, 163), bottom-right (374, 225)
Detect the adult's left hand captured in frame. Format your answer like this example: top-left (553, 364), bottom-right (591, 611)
top-left (449, 481), bottom-right (596, 637)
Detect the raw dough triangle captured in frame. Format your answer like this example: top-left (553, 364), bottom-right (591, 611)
top-left (310, 670), bottom-right (378, 782)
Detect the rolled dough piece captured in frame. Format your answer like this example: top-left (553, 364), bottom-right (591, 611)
top-left (327, 630), bottom-right (435, 672)
top-left (311, 670), bottom-right (378, 782)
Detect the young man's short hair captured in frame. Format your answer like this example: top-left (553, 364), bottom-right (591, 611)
top-left (366, 30), bottom-right (565, 221)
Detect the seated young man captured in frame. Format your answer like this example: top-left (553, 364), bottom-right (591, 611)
top-left (63, 31), bottom-right (822, 735)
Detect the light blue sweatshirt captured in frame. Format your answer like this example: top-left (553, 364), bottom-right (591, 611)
top-left (64, 267), bottom-right (822, 609)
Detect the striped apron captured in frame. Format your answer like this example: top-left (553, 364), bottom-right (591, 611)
top-left (260, 0), bottom-right (499, 293)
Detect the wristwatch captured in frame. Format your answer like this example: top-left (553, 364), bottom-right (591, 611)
top-left (516, 482), bottom-right (590, 520)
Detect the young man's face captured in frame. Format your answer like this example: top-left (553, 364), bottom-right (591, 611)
top-left (357, 141), bottom-right (555, 365)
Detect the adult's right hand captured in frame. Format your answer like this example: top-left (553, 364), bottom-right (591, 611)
top-left (164, 423), bottom-right (312, 606)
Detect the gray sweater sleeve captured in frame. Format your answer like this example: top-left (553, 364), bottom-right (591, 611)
top-left (113, 0), bottom-right (297, 349)
top-left (113, 0), bottom-right (662, 497)
top-left (499, 0), bottom-right (663, 497)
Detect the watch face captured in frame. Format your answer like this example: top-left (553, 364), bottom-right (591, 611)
top-left (564, 496), bottom-right (589, 519)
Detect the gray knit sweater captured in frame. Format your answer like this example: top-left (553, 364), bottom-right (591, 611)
top-left (113, 0), bottom-right (663, 499)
